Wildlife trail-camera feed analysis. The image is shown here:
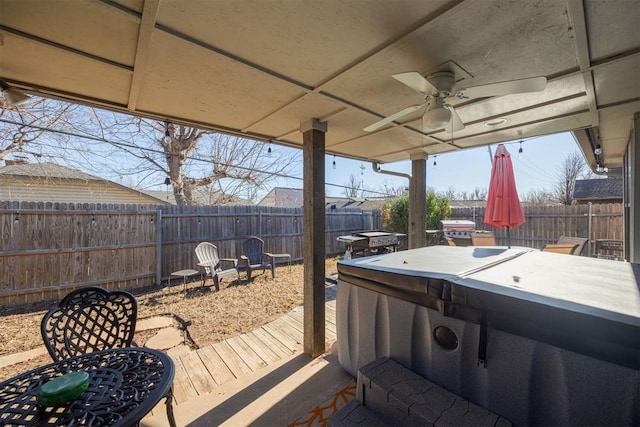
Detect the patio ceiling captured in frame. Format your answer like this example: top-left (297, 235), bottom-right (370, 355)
top-left (0, 0), bottom-right (638, 169)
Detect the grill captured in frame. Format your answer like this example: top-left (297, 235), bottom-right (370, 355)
top-left (440, 220), bottom-right (476, 239)
top-left (337, 231), bottom-right (402, 258)
top-left (438, 220), bottom-right (477, 246)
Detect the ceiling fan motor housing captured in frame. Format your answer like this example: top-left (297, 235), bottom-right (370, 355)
top-left (425, 71), bottom-right (455, 94)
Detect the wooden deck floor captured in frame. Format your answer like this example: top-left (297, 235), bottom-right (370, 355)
top-left (166, 284), bottom-right (338, 406)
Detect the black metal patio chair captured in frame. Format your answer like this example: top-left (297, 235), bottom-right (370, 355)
top-left (41, 286), bottom-right (176, 427)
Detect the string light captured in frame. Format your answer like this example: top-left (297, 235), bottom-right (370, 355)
top-left (433, 155), bottom-right (437, 168)
top-left (163, 121), bottom-right (172, 144)
top-left (0, 117), bottom-right (404, 198)
top-left (518, 141), bottom-right (524, 159)
top-left (594, 144), bottom-right (602, 156)
top-left (332, 155), bottom-right (336, 170)
top-left (267, 142), bottom-right (272, 155)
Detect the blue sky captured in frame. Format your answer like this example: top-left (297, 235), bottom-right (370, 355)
top-left (309, 131), bottom-right (579, 198)
top-left (138, 129), bottom-right (579, 200)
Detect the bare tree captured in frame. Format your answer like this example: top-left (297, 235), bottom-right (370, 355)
top-left (554, 152), bottom-right (589, 205)
top-left (469, 187), bottom-right (488, 200)
top-left (378, 180), bottom-right (407, 196)
top-left (1, 101), bottom-right (299, 205)
top-left (522, 188), bottom-right (556, 206)
top-left (0, 97), bottom-right (78, 162)
top-left (442, 186), bottom-right (458, 200)
top-left (66, 109), bottom-right (299, 205)
top-left (343, 173), bottom-right (364, 197)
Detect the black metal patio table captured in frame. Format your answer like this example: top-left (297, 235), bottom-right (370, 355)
top-left (0, 347), bottom-right (174, 426)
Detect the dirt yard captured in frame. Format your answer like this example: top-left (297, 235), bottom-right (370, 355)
top-left (0, 257), bottom-right (339, 381)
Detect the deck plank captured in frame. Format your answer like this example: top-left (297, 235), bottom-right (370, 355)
top-left (226, 335), bottom-right (268, 372)
top-left (239, 332), bottom-right (282, 364)
top-left (196, 345), bottom-right (236, 386)
top-left (283, 312), bottom-right (304, 334)
top-left (274, 316), bottom-right (304, 343)
top-left (252, 327), bottom-right (296, 358)
top-left (212, 340), bottom-right (253, 378)
top-left (268, 317), bottom-right (303, 345)
top-left (179, 350), bottom-right (217, 395)
top-left (170, 356), bottom-right (199, 404)
top-left (286, 307), bottom-right (304, 322)
top-left (325, 327), bottom-right (337, 342)
top-left (262, 321), bottom-right (301, 352)
top-left (163, 295), bottom-right (339, 411)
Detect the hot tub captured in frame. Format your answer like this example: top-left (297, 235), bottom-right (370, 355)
top-left (336, 246), bottom-right (639, 426)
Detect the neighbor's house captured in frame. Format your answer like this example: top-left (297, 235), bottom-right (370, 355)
top-left (572, 176), bottom-right (623, 204)
top-left (142, 189), bottom-right (252, 206)
top-left (258, 187), bottom-right (395, 211)
top-left (0, 160), bottom-right (169, 205)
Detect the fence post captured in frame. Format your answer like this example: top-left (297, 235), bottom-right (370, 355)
top-left (587, 202), bottom-right (593, 257)
top-left (258, 210), bottom-right (262, 238)
top-left (156, 209), bottom-right (162, 286)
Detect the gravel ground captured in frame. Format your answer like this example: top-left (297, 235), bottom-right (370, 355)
top-left (0, 257), bottom-right (339, 381)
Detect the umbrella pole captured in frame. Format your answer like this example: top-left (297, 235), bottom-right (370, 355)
top-left (507, 226), bottom-right (511, 248)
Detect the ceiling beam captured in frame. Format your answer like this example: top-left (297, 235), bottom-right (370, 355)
top-left (127, 0), bottom-right (160, 111)
top-left (238, 0), bottom-right (468, 135)
top-left (0, 25), bottom-right (132, 72)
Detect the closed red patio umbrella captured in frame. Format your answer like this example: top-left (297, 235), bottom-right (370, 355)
top-left (484, 144), bottom-right (525, 247)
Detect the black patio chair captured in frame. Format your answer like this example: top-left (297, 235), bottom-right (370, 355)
top-left (240, 236), bottom-right (275, 280)
top-left (41, 287), bottom-right (137, 361)
top-left (41, 286), bottom-right (176, 427)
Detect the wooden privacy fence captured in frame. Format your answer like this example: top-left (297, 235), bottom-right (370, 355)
top-left (0, 202), bottom-right (380, 307)
top-left (450, 203), bottom-right (623, 256)
top-left (1, 201), bottom-right (623, 307)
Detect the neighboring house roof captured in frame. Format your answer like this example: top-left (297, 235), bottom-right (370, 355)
top-left (258, 187), bottom-right (305, 208)
top-left (573, 177), bottom-right (623, 201)
top-left (0, 161), bottom-right (169, 205)
top-left (449, 200), bottom-right (487, 209)
top-left (258, 187), bottom-right (394, 210)
top-left (142, 189), bottom-right (252, 206)
top-left (0, 161), bottom-right (104, 181)
top-left (326, 197), bottom-right (393, 211)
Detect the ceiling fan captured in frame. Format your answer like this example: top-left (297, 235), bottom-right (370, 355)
top-left (364, 70), bottom-right (547, 133)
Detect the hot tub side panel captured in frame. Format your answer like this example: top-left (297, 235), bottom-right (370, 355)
top-left (336, 279), bottom-right (639, 426)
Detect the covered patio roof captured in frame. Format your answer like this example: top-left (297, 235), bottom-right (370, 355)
top-left (1, 0), bottom-right (639, 357)
top-left (1, 0), bottom-right (638, 169)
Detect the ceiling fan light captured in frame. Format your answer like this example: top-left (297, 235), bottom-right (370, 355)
top-left (423, 107), bottom-right (451, 129)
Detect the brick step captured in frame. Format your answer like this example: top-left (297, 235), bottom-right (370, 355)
top-left (328, 399), bottom-right (386, 426)
top-left (356, 357), bottom-right (512, 426)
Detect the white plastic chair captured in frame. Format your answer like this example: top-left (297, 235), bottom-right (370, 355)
top-left (194, 242), bottom-right (240, 291)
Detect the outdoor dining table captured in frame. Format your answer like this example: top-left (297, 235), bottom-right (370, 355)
top-left (0, 347), bottom-right (174, 426)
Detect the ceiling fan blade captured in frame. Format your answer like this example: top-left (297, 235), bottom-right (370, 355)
top-left (364, 104), bottom-right (424, 132)
top-left (447, 106), bottom-right (465, 132)
top-left (392, 72), bottom-right (436, 94)
top-left (456, 76), bottom-right (547, 99)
